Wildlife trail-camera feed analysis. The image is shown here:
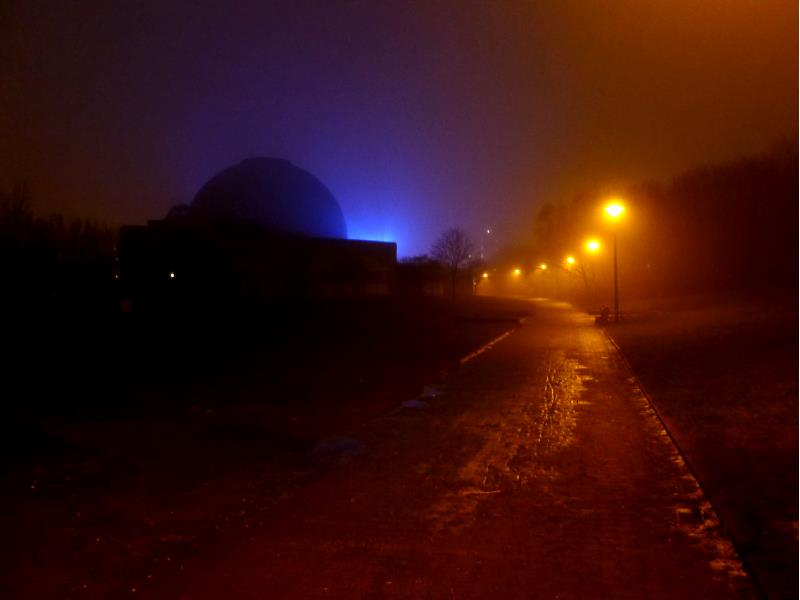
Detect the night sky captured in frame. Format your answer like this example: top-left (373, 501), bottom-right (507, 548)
top-left (2, 1), bottom-right (796, 256)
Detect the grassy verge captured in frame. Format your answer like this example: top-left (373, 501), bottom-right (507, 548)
top-left (606, 291), bottom-right (797, 600)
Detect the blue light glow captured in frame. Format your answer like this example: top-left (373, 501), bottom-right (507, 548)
top-left (339, 188), bottom-right (426, 257)
top-left (347, 219), bottom-right (406, 254)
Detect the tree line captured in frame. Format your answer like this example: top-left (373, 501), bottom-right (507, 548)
top-left (532, 140), bottom-right (797, 298)
top-left (0, 182), bottom-right (118, 319)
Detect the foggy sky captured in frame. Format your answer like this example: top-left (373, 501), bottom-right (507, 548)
top-left (2, 1), bottom-right (796, 256)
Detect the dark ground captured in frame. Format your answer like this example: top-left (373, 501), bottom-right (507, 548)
top-left (605, 291), bottom-right (797, 600)
top-left (162, 299), bottom-right (755, 600)
top-left (0, 295), bottom-right (530, 599)
top-left (1, 292), bottom-right (794, 599)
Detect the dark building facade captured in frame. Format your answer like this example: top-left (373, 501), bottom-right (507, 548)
top-left (119, 219), bottom-right (396, 311)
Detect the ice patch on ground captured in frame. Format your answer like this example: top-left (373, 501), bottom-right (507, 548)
top-left (401, 399), bottom-right (429, 409)
top-left (308, 436), bottom-right (365, 466)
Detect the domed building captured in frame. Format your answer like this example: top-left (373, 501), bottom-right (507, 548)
top-left (120, 158), bottom-right (396, 308)
top-left (189, 158), bottom-right (347, 239)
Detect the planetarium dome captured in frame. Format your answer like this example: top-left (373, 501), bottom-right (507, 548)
top-left (189, 157), bottom-right (347, 239)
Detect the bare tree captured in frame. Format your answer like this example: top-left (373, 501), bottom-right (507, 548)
top-left (431, 228), bottom-right (475, 298)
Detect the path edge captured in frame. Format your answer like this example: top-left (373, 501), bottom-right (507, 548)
top-left (603, 330), bottom-right (769, 600)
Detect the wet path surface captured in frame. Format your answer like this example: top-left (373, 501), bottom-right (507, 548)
top-left (163, 300), bottom-right (756, 599)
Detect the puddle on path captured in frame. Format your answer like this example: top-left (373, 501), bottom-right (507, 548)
top-left (427, 354), bottom-right (587, 535)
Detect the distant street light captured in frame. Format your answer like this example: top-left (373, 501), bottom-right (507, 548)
top-left (513, 268), bottom-right (521, 276)
top-left (603, 199), bottom-right (626, 322)
top-left (539, 263), bottom-right (548, 270)
top-left (482, 272), bottom-right (489, 279)
top-left (565, 256), bottom-right (575, 266)
top-left (585, 239), bottom-right (601, 253)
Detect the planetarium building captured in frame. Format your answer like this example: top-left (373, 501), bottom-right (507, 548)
top-left (119, 158), bottom-right (396, 309)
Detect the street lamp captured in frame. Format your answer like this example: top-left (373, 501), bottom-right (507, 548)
top-left (512, 268), bottom-right (521, 276)
top-left (565, 256), bottom-right (575, 266)
top-left (585, 239), bottom-right (601, 253)
top-left (603, 200), bottom-right (626, 322)
top-left (539, 263), bottom-right (547, 270)
top-left (604, 202), bottom-right (625, 219)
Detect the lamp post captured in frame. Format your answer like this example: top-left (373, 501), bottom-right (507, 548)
top-left (603, 201), bottom-right (625, 322)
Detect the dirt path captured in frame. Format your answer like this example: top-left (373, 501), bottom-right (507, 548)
top-left (145, 300), bottom-right (757, 599)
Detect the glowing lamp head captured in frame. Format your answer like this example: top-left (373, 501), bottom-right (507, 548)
top-left (586, 239), bottom-right (601, 253)
top-left (566, 256), bottom-right (576, 265)
top-left (482, 272), bottom-right (489, 279)
top-left (169, 272), bottom-right (176, 279)
top-left (539, 263), bottom-right (547, 270)
top-left (513, 268), bottom-right (521, 276)
top-left (604, 201), bottom-right (625, 219)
